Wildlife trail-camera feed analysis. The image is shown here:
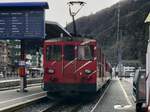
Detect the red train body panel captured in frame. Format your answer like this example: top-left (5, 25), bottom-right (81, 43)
top-left (43, 37), bottom-right (111, 96)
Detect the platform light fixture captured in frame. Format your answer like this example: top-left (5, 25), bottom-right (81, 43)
top-left (145, 13), bottom-right (150, 40)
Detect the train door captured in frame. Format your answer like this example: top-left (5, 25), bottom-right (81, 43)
top-left (63, 44), bottom-right (76, 83)
top-left (96, 43), bottom-right (103, 89)
top-left (44, 44), bottom-right (62, 83)
top-left (76, 44), bottom-right (95, 83)
top-left (101, 54), bottom-right (104, 82)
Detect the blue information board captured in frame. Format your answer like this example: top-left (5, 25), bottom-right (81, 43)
top-left (0, 2), bottom-right (49, 39)
top-left (0, 10), bottom-right (44, 39)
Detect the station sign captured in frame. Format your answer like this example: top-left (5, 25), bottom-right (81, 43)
top-left (19, 61), bottom-right (26, 66)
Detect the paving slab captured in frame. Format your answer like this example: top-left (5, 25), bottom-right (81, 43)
top-left (0, 86), bottom-right (46, 111)
top-left (93, 78), bottom-right (135, 112)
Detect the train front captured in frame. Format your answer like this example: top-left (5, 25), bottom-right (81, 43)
top-left (43, 39), bottom-right (97, 96)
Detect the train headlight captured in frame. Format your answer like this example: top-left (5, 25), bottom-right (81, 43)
top-left (84, 69), bottom-right (92, 75)
top-left (48, 69), bottom-right (54, 74)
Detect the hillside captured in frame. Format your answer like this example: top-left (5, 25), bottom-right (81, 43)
top-left (66, 0), bottom-right (150, 66)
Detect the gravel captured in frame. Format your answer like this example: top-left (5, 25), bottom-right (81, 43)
top-left (14, 97), bottom-right (54, 112)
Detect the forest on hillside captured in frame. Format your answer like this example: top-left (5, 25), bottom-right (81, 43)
top-left (66, 0), bottom-right (150, 66)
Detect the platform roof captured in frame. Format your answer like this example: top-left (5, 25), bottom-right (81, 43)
top-left (0, 2), bottom-right (49, 9)
top-left (45, 21), bottom-right (72, 39)
top-left (25, 22), bottom-right (72, 49)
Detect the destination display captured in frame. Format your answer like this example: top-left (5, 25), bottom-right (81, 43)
top-left (0, 10), bottom-right (44, 39)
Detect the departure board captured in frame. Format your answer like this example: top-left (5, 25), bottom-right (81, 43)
top-left (0, 10), bottom-right (44, 39)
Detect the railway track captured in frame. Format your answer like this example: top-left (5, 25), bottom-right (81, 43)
top-left (41, 81), bottom-right (111, 112)
top-left (41, 100), bottom-right (83, 112)
top-left (0, 83), bottom-right (42, 91)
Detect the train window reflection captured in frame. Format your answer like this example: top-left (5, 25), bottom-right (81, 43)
top-left (78, 45), bottom-right (94, 60)
top-left (64, 45), bottom-right (75, 61)
top-left (46, 45), bottom-right (61, 61)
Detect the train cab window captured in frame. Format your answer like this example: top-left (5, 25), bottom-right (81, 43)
top-left (78, 45), bottom-right (94, 60)
top-left (46, 45), bottom-right (61, 61)
top-left (64, 45), bottom-right (75, 61)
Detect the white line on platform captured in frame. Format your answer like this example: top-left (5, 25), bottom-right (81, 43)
top-left (0, 91), bottom-right (46, 104)
top-left (118, 78), bottom-right (132, 105)
top-left (90, 82), bottom-right (111, 112)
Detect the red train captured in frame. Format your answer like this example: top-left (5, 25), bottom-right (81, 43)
top-left (43, 37), bottom-right (112, 96)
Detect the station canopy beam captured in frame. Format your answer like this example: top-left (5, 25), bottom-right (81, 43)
top-left (0, 2), bottom-right (49, 9)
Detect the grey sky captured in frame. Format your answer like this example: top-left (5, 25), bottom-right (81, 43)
top-left (0, 0), bottom-right (119, 26)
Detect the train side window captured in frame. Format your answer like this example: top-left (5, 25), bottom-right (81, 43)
top-left (78, 45), bottom-right (94, 60)
top-left (64, 45), bottom-right (75, 61)
top-left (46, 45), bottom-right (61, 61)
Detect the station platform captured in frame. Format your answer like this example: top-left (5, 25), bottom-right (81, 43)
top-left (93, 78), bottom-right (135, 112)
top-left (0, 77), bottom-right (135, 112)
top-left (0, 85), bottom-right (46, 112)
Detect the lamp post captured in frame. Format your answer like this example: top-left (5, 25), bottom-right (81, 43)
top-left (116, 1), bottom-right (123, 78)
top-left (145, 13), bottom-right (150, 111)
top-left (67, 1), bottom-right (86, 36)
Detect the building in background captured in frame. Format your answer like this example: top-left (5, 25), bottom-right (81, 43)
top-left (0, 41), bottom-right (9, 74)
top-left (8, 40), bottom-right (20, 75)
